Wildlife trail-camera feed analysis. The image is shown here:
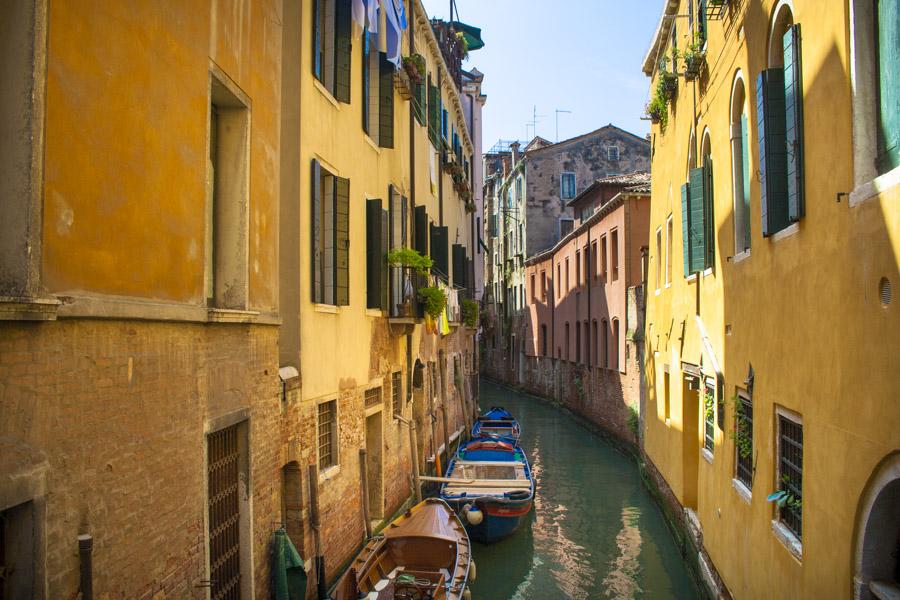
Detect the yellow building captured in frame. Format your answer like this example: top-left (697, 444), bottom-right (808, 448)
top-left (278, 0), bottom-right (481, 586)
top-left (642, 0), bottom-right (899, 598)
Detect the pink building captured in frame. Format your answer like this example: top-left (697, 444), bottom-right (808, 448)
top-left (521, 173), bottom-right (650, 441)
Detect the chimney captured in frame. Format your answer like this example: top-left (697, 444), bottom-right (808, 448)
top-left (510, 141), bottom-right (520, 165)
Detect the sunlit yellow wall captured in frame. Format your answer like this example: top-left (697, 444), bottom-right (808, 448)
top-left (643, 1), bottom-right (900, 597)
top-left (43, 0), bottom-right (280, 311)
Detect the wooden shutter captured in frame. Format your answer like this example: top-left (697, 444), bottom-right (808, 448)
top-left (380, 209), bottom-right (389, 310)
top-left (756, 69), bottom-right (789, 236)
top-left (362, 31), bottom-right (370, 134)
top-left (688, 167), bottom-right (706, 274)
top-left (783, 24), bottom-right (804, 222)
top-left (430, 224), bottom-right (449, 280)
top-left (452, 244), bottom-right (465, 288)
top-left (311, 159), bottom-right (323, 302)
top-left (334, 177), bottom-right (350, 305)
top-left (877, 0), bottom-right (900, 173)
top-left (312, 0), bottom-right (321, 79)
top-left (334, 0), bottom-right (352, 103)
top-left (428, 83), bottom-right (439, 146)
top-left (366, 199), bottom-right (384, 309)
top-left (414, 206), bottom-right (428, 255)
top-left (681, 183), bottom-right (691, 278)
top-left (378, 53), bottom-right (394, 148)
top-left (703, 159), bottom-right (715, 269)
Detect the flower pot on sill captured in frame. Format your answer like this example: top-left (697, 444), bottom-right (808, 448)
top-left (395, 301), bottom-right (412, 317)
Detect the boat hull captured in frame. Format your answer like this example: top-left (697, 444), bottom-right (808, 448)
top-left (447, 497), bottom-right (533, 543)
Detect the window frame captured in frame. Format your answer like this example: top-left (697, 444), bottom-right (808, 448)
top-left (560, 172), bottom-right (577, 200)
top-left (317, 399), bottom-right (339, 470)
top-left (774, 407), bottom-right (803, 544)
top-left (734, 390), bottom-right (754, 491)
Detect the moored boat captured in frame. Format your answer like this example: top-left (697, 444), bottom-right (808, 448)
top-left (332, 498), bottom-right (472, 600)
top-left (440, 438), bottom-right (535, 544)
top-left (471, 406), bottom-right (521, 441)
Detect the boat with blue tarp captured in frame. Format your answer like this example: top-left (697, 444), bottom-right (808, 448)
top-left (439, 437), bottom-right (534, 544)
top-left (471, 406), bottom-right (520, 441)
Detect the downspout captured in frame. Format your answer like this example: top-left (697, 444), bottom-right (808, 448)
top-left (407, 0), bottom-right (416, 404)
top-left (438, 69), bottom-right (444, 226)
top-left (78, 534), bottom-right (93, 600)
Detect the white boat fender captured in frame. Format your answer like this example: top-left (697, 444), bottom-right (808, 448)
top-left (464, 504), bottom-right (483, 526)
top-left (469, 559), bottom-right (477, 582)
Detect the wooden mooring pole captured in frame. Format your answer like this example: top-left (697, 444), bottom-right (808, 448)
top-left (308, 464), bottom-right (327, 600)
top-left (409, 418), bottom-right (423, 502)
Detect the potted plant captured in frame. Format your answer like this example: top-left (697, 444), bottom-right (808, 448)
top-left (660, 68), bottom-right (678, 100)
top-left (647, 94), bottom-right (668, 128)
top-left (454, 30), bottom-right (469, 59)
top-left (418, 285), bottom-right (447, 320)
top-left (678, 34), bottom-right (706, 81)
top-left (461, 299), bottom-right (478, 328)
top-left (387, 248), bottom-right (432, 316)
top-left (402, 53), bottom-right (425, 85)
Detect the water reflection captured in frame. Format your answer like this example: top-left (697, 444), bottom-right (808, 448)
top-left (469, 379), bottom-right (698, 600)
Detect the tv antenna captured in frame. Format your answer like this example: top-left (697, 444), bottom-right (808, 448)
top-left (555, 109), bottom-right (572, 142)
top-left (525, 105), bottom-right (545, 141)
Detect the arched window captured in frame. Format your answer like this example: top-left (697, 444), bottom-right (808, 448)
top-left (701, 130), bottom-right (715, 269)
top-left (591, 319), bottom-right (598, 366)
top-left (757, 1), bottom-right (805, 236)
top-left (731, 73), bottom-right (751, 254)
top-left (611, 318), bottom-right (620, 371)
top-left (601, 319), bottom-right (609, 368)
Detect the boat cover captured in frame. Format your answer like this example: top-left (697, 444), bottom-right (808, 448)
top-left (384, 500), bottom-right (461, 544)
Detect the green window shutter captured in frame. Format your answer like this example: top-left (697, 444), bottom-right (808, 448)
top-left (333, 0), bottom-right (352, 103)
top-left (334, 177), bottom-right (350, 306)
top-left (698, 0), bottom-right (707, 45)
top-left (681, 183), bottom-right (691, 278)
top-left (783, 24), bottom-right (805, 222)
top-left (877, 0), bottom-right (900, 173)
top-left (740, 113), bottom-right (752, 251)
top-left (378, 53), bottom-right (394, 148)
top-left (362, 32), bottom-right (370, 134)
top-left (380, 209), bottom-right (389, 310)
top-left (452, 244), bottom-right (465, 288)
top-left (414, 206), bottom-right (428, 255)
top-left (311, 159), bottom-right (323, 303)
top-left (689, 167), bottom-right (706, 274)
top-left (703, 159), bottom-right (715, 269)
top-left (312, 0), bottom-right (321, 79)
top-left (430, 224), bottom-right (449, 280)
top-left (756, 69), bottom-right (789, 237)
top-left (366, 199), bottom-right (384, 309)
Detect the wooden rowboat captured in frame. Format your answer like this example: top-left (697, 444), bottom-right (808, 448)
top-left (332, 498), bottom-right (472, 600)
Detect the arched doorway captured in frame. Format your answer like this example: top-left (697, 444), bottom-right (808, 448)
top-left (853, 452), bottom-right (900, 599)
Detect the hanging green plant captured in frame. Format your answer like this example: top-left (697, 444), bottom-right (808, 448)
top-left (461, 299), bottom-right (478, 327)
top-left (418, 285), bottom-right (447, 319)
top-left (767, 475), bottom-right (802, 511)
top-left (386, 247), bottom-right (433, 276)
top-left (728, 395), bottom-right (752, 460)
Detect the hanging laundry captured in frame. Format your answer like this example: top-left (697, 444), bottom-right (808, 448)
top-left (366, 0), bottom-right (379, 34)
top-left (382, 0), bottom-right (406, 67)
top-left (351, 0), bottom-right (366, 33)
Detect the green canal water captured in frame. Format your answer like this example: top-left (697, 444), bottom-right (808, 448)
top-left (469, 379), bottom-right (699, 600)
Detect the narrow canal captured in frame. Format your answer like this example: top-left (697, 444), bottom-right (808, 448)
top-left (469, 379), bottom-right (699, 600)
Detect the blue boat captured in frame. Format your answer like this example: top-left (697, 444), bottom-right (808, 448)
top-left (439, 437), bottom-right (535, 544)
top-left (472, 406), bottom-right (521, 442)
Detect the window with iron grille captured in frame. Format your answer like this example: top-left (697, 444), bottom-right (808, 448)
top-left (391, 371), bottom-right (401, 416)
top-left (735, 393), bottom-right (753, 488)
top-left (703, 381), bottom-right (715, 453)
top-left (207, 424), bottom-right (243, 600)
top-left (318, 400), bottom-right (337, 469)
top-left (364, 386), bottom-right (381, 408)
top-left (778, 413), bottom-right (803, 539)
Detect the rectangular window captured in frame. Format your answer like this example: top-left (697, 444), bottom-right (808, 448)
top-left (312, 0), bottom-right (351, 102)
top-left (565, 322), bottom-right (570, 360)
top-left (541, 324), bottom-right (548, 356)
top-left (575, 322), bottom-right (581, 363)
top-left (557, 264), bottom-right (561, 297)
top-left (560, 172), bottom-right (576, 199)
top-left (612, 319), bottom-right (620, 370)
top-left (665, 216), bottom-right (673, 285)
top-left (682, 165), bottom-right (714, 276)
top-left (601, 321), bottom-right (608, 367)
top-left (575, 251), bottom-right (581, 287)
top-left (541, 271), bottom-right (547, 300)
top-left (391, 371), bottom-right (402, 416)
top-left (317, 400), bottom-right (338, 469)
top-left (361, 31), bottom-right (394, 147)
top-left (655, 227), bottom-right (662, 291)
top-left (207, 422), bottom-right (248, 599)
top-left (607, 146), bottom-right (620, 161)
top-left (530, 274), bottom-right (536, 302)
top-left (600, 235), bottom-right (608, 280)
top-left (591, 320), bottom-right (597, 366)
top-left (364, 386), bottom-right (382, 408)
top-left (208, 74), bottom-right (250, 309)
top-left (703, 380), bottom-right (715, 453)
top-left (559, 217), bottom-right (574, 239)
top-left (777, 412), bottom-right (803, 539)
top-left (427, 77), bottom-right (442, 148)
top-left (591, 242), bottom-right (598, 279)
top-left (611, 229), bottom-right (619, 281)
top-left (366, 199), bottom-right (389, 309)
top-left (756, 67), bottom-right (795, 237)
top-left (663, 368), bottom-right (671, 421)
top-left (516, 176), bottom-right (523, 200)
top-left (565, 258), bottom-right (570, 291)
top-left (735, 392), bottom-right (753, 488)
top-left (311, 160), bottom-right (349, 305)
top-left (430, 223), bottom-right (449, 280)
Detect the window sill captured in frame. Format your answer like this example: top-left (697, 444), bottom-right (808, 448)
top-left (703, 267), bottom-right (714, 278)
top-left (770, 222), bottom-right (800, 243)
top-left (732, 478), bottom-right (752, 504)
top-left (366, 308), bottom-right (386, 318)
top-left (665, 282), bottom-right (672, 289)
top-left (0, 296), bottom-right (60, 321)
top-left (313, 78), bottom-right (341, 108)
top-left (314, 304), bottom-right (339, 314)
top-left (655, 288), bottom-right (661, 296)
top-left (686, 273), bottom-right (698, 283)
top-left (701, 448), bottom-right (714, 464)
top-left (318, 465), bottom-right (341, 483)
top-left (850, 163), bottom-right (900, 207)
top-left (363, 134), bottom-right (382, 153)
top-left (731, 249), bottom-right (751, 264)
top-left (665, 417), bottom-right (671, 427)
top-left (771, 519), bottom-right (803, 562)
top-left (208, 307), bottom-right (261, 323)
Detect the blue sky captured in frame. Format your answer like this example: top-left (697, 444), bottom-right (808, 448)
top-left (420, 0), bottom-right (662, 150)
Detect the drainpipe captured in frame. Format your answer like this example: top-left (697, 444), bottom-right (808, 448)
top-left (78, 534), bottom-right (93, 600)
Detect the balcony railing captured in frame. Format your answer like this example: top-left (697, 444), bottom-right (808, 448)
top-left (430, 20), bottom-right (463, 89)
